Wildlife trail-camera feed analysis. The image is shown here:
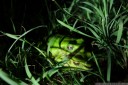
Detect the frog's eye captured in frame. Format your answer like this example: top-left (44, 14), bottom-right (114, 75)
top-left (67, 45), bottom-right (74, 50)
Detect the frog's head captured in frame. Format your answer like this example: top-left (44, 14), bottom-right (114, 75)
top-left (47, 35), bottom-right (91, 70)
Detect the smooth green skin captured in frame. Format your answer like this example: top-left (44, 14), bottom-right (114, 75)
top-left (48, 35), bottom-right (91, 70)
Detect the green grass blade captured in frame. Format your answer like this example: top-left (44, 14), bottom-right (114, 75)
top-left (34, 46), bottom-right (54, 65)
top-left (68, 0), bottom-right (79, 12)
top-left (0, 69), bottom-right (27, 85)
top-left (124, 16), bottom-right (128, 24)
top-left (107, 50), bottom-right (111, 82)
top-left (57, 19), bottom-right (95, 39)
top-left (73, 19), bottom-right (78, 28)
top-left (57, 72), bottom-right (67, 84)
top-left (43, 68), bottom-right (59, 79)
top-left (86, 22), bottom-right (102, 33)
top-left (82, 2), bottom-right (104, 18)
top-left (10, 18), bottom-right (16, 33)
top-left (92, 53), bottom-right (102, 76)
top-left (1, 25), bottom-right (46, 53)
top-left (102, 0), bottom-right (107, 17)
top-left (116, 20), bottom-right (123, 43)
top-left (87, 27), bottom-right (100, 39)
top-left (79, 6), bottom-right (93, 13)
top-left (109, 0), bottom-right (114, 11)
top-left (71, 72), bottom-right (81, 85)
top-left (25, 58), bottom-right (40, 85)
top-left (47, 35), bottom-right (57, 56)
top-left (78, 6), bottom-right (93, 20)
top-left (0, 32), bottom-right (23, 41)
top-left (1, 26), bottom-right (46, 64)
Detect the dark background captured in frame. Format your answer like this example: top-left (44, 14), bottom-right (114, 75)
top-left (0, 0), bottom-right (72, 56)
top-left (0, 0), bottom-right (126, 59)
top-left (0, 0), bottom-right (60, 51)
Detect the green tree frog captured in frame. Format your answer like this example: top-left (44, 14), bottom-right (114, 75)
top-left (47, 35), bottom-right (91, 70)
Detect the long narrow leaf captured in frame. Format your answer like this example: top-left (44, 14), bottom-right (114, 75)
top-left (82, 2), bottom-right (104, 18)
top-left (116, 20), bottom-right (123, 43)
top-left (0, 69), bottom-right (27, 85)
top-left (1, 25), bottom-right (46, 53)
top-left (102, 0), bottom-right (107, 17)
top-left (57, 19), bottom-right (95, 39)
top-left (107, 50), bottom-right (112, 82)
top-left (92, 53), bottom-right (102, 76)
top-left (109, 0), bottom-right (114, 11)
top-left (87, 27), bottom-right (100, 39)
top-left (25, 58), bottom-right (40, 85)
top-left (0, 32), bottom-right (23, 41)
top-left (34, 46), bottom-right (54, 65)
top-left (79, 6), bottom-right (93, 13)
top-left (43, 68), bottom-right (59, 79)
top-left (10, 18), bottom-right (16, 33)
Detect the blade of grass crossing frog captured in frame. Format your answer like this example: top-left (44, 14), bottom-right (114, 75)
top-left (59, 36), bottom-right (66, 47)
top-left (68, 43), bottom-right (85, 58)
top-left (47, 36), bottom-right (57, 56)
top-left (57, 19), bottom-right (95, 39)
